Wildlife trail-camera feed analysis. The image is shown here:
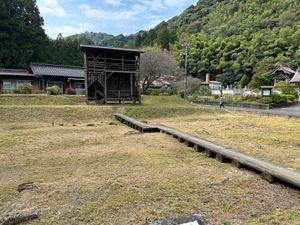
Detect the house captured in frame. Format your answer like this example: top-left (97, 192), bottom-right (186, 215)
top-left (80, 45), bottom-right (143, 104)
top-left (0, 63), bottom-right (85, 94)
top-left (201, 73), bottom-right (222, 90)
top-left (271, 64), bottom-right (295, 84)
top-left (0, 68), bottom-right (40, 93)
top-left (290, 69), bottom-right (300, 86)
top-left (148, 75), bottom-right (177, 89)
top-left (30, 63), bottom-right (84, 94)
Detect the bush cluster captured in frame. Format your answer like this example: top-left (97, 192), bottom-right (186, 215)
top-left (259, 97), bottom-right (273, 104)
top-left (275, 81), bottom-right (297, 97)
top-left (259, 93), bottom-right (296, 104)
top-left (13, 83), bottom-right (32, 94)
top-left (47, 85), bottom-right (60, 95)
top-left (160, 87), bottom-right (177, 96)
top-left (145, 88), bottom-right (161, 96)
top-left (271, 93), bottom-right (288, 104)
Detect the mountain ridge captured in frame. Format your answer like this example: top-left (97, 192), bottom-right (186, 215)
top-left (67, 0), bottom-right (300, 88)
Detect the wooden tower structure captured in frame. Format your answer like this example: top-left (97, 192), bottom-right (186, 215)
top-left (80, 45), bottom-right (144, 104)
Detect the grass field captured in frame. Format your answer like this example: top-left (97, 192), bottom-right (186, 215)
top-left (150, 112), bottom-right (300, 169)
top-left (0, 95), bottom-right (300, 225)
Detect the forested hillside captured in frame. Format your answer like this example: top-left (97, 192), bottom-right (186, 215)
top-left (134, 0), bottom-right (300, 87)
top-left (68, 32), bottom-right (135, 48)
top-left (2, 0), bottom-right (300, 88)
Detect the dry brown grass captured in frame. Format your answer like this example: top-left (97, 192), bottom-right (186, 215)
top-left (150, 111), bottom-right (300, 169)
top-left (1, 96), bottom-right (300, 224)
top-left (1, 119), bottom-right (300, 225)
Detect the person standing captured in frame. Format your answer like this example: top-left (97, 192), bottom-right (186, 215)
top-left (219, 95), bottom-right (225, 108)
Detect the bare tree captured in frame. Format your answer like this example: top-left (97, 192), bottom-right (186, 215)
top-left (140, 48), bottom-right (177, 92)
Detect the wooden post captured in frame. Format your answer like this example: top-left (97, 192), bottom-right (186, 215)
top-left (104, 72), bottom-right (107, 103)
top-left (83, 51), bottom-right (88, 102)
top-left (130, 73), bottom-right (133, 99)
top-left (104, 52), bottom-right (107, 70)
top-left (232, 160), bottom-right (243, 168)
top-left (262, 171), bottom-right (276, 183)
top-left (41, 78), bottom-right (44, 91)
top-left (216, 154), bottom-right (228, 163)
top-left (122, 52), bottom-right (124, 70)
top-left (104, 52), bottom-right (107, 103)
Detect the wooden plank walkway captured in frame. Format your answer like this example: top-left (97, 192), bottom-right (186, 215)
top-left (115, 113), bottom-right (160, 133)
top-left (115, 113), bottom-right (300, 189)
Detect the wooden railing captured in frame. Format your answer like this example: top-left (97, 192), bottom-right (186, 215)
top-left (87, 56), bottom-right (139, 71)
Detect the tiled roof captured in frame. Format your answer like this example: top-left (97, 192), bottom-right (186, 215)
top-left (30, 63), bottom-right (84, 78)
top-left (290, 70), bottom-right (300, 83)
top-left (272, 64), bottom-right (295, 75)
top-left (0, 68), bottom-right (34, 77)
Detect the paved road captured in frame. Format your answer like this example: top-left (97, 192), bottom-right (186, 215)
top-left (193, 103), bottom-right (300, 118)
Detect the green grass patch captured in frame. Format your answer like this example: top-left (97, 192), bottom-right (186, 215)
top-left (0, 96), bottom-right (222, 123)
top-left (0, 94), bottom-right (86, 105)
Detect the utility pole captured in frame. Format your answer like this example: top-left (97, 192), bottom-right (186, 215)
top-left (182, 42), bottom-right (190, 99)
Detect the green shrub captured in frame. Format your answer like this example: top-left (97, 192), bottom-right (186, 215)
top-left (271, 93), bottom-right (288, 104)
top-left (13, 83), bottom-right (32, 94)
top-left (47, 85), bottom-right (60, 95)
top-left (145, 88), bottom-right (161, 96)
top-left (66, 88), bottom-right (76, 95)
top-left (285, 94), bottom-right (296, 102)
top-left (199, 85), bottom-right (211, 96)
top-left (275, 81), bottom-right (297, 96)
top-left (160, 86), bottom-right (177, 96)
top-left (179, 91), bottom-right (185, 98)
top-left (259, 97), bottom-right (273, 104)
top-left (152, 89), bottom-right (161, 96)
top-left (191, 93), bottom-right (199, 101)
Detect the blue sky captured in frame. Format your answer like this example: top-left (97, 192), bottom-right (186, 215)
top-left (36, 0), bottom-right (197, 39)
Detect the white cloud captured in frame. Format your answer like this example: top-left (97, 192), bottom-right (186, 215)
top-left (104, 0), bottom-right (123, 7)
top-left (146, 18), bottom-right (163, 30)
top-left (80, 0), bottom-right (193, 23)
top-left (79, 4), bottom-right (146, 21)
top-left (45, 23), bottom-right (96, 38)
top-left (163, 0), bottom-right (186, 7)
top-left (135, 0), bottom-right (164, 11)
top-left (38, 0), bottom-right (67, 17)
top-left (135, 0), bottom-right (189, 11)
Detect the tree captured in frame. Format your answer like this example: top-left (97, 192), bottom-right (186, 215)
top-left (0, 0), bottom-right (48, 68)
top-left (140, 49), bottom-right (177, 92)
top-left (249, 58), bottom-right (276, 89)
top-left (157, 26), bottom-right (171, 50)
top-left (134, 32), bottom-right (143, 47)
top-left (44, 38), bottom-right (83, 66)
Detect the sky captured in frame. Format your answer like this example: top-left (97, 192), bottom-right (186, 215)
top-left (36, 0), bottom-right (198, 39)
